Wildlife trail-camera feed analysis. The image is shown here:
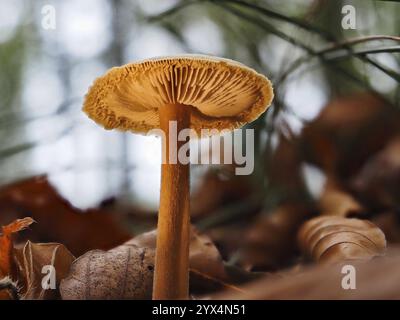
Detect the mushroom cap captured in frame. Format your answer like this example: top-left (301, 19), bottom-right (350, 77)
top-left (83, 55), bottom-right (273, 134)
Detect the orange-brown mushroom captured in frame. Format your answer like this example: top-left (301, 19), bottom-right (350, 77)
top-left (83, 55), bottom-right (273, 299)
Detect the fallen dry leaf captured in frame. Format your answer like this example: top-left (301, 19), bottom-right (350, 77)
top-left (267, 133), bottom-right (307, 201)
top-left (60, 228), bottom-right (230, 299)
top-left (60, 243), bottom-right (155, 300)
top-left (237, 203), bottom-right (312, 271)
top-left (0, 217), bottom-right (34, 278)
top-left (301, 93), bottom-right (400, 178)
top-left (131, 227), bottom-right (227, 283)
top-left (206, 224), bottom-right (248, 263)
top-left (187, 230), bottom-right (227, 281)
top-left (373, 211), bottom-right (400, 244)
top-left (14, 241), bottom-right (75, 300)
top-left (298, 216), bottom-right (386, 263)
top-left (319, 178), bottom-right (364, 217)
top-left (191, 170), bottom-right (253, 220)
top-left (0, 217), bottom-right (34, 299)
top-left (0, 176), bottom-right (131, 256)
top-left (212, 248), bottom-right (400, 300)
top-left (351, 136), bottom-right (400, 209)
top-left (129, 227), bottom-right (229, 293)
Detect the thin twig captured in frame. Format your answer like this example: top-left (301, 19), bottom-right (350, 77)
top-left (320, 35), bottom-right (400, 54)
top-left (0, 98), bottom-right (79, 128)
top-left (213, 2), bottom-right (315, 54)
top-left (277, 42), bottom-right (400, 86)
top-left (149, 0), bottom-right (400, 116)
top-left (0, 124), bottom-right (75, 159)
top-left (211, 0), bottom-right (334, 40)
top-left (147, 0), bottom-right (205, 22)
top-left (326, 45), bottom-right (400, 59)
top-left (151, 0), bottom-right (400, 86)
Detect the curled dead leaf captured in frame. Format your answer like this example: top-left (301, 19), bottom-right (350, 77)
top-left (298, 216), bottom-right (386, 263)
top-left (0, 217), bottom-right (34, 277)
top-left (0, 217), bottom-right (34, 300)
top-left (14, 241), bottom-right (75, 300)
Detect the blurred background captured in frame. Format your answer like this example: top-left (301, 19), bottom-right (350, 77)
top-left (1, 0), bottom-right (400, 248)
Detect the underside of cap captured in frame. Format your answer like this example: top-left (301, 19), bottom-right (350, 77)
top-left (83, 55), bottom-right (273, 134)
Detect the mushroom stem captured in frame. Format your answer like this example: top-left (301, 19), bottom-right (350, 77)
top-left (153, 103), bottom-right (190, 300)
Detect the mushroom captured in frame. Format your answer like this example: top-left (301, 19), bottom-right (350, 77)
top-left (82, 55), bottom-right (273, 299)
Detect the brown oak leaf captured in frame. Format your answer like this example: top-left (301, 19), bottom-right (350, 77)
top-left (298, 216), bottom-right (386, 263)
